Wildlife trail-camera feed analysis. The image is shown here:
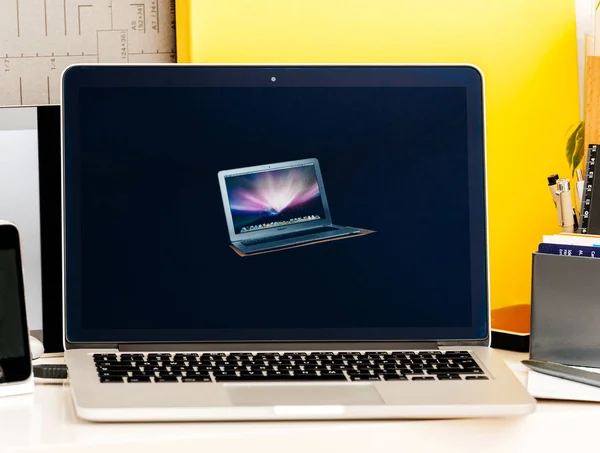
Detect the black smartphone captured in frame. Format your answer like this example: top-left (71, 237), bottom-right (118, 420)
top-left (0, 222), bottom-right (32, 385)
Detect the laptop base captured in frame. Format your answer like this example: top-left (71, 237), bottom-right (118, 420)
top-left (65, 346), bottom-right (536, 422)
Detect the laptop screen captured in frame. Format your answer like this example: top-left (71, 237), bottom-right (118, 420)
top-left (224, 162), bottom-right (325, 235)
top-left (62, 65), bottom-right (488, 344)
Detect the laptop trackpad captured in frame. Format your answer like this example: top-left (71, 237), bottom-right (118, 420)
top-left (226, 383), bottom-right (384, 406)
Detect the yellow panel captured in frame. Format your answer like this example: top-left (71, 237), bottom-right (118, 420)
top-left (176, 0), bottom-right (580, 310)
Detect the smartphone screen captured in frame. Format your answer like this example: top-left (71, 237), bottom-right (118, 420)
top-left (0, 224), bottom-right (32, 383)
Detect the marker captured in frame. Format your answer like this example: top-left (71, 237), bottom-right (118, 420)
top-left (576, 169), bottom-right (585, 211)
top-left (548, 174), bottom-right (562, 226)
top-left (557, 178), bottom-right (575, 233)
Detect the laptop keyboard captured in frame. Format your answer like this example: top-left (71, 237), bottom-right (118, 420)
top-left (240, 226), bottom-right (339, 246)
top-left (93, 350), bottom-right (488, 383)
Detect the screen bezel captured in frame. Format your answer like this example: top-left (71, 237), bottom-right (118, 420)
top-left (61, 64), bottom-right (490, 347)
top-left (217, 158), bottom-right (332, 240)
top-left (0, 223), bottom-right (32, 383)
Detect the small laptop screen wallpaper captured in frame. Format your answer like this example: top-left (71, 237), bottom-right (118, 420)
top-left (224, 162), bottom-right (325, 234)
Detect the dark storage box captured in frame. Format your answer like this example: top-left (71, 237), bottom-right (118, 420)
top-left (530, 252), bottom-right (600, 367)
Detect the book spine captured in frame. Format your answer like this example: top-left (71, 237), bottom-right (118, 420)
top-left (538, 242), bottom-right (600, 257)
top-left (579, 143), bottom-right (598, 233)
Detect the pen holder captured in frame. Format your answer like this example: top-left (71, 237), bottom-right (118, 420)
top-left (530, 252), bottom-right (600, 367)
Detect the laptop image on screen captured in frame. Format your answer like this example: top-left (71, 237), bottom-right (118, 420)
top-left (60, 64), bottom-right (536, 422)
top-left (217, 158), bottom-right (364, 255)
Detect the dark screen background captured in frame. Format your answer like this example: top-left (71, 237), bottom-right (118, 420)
top-left (0, 250), bottom-right (26, 359)
top-left (65, 81), bottom-right (487, 343)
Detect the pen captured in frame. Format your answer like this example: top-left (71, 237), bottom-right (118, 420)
top-left (557, 178), bottom-right (575, 233)
top-left (522, 359), bottom-right (600, 389)
top-left (576, 169), bottom-right (585, 211)
top-left (548, 174), bottom-right (562, 226)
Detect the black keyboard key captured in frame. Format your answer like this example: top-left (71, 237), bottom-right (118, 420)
top-left (328, 359), bottom-right (347, 366)
top-left (437, 374), bottom-right (462, 380)
top-left (165, 361), bottom-right (187, 367)
top-left (168, 366), bottom-right (191, 372)
top-left (465, 376), bottom-right (489, 380)
top-left (130, 370), bottom-right (152, 377)
top-left (97, 362), bottom-right (135, 369)
top-left (128, 376), bottom-right (152, 383)
top-left (143, 365), bottom-right (168, 372)
top-left (315, 374), bottom-right (347, 381)
top-left (238, 371), bottom-right (266, 378)
top-left (330, 364), bottom-right (351, 370)
top-left (147, 354), bottom-right (171, 361)
top-left (120, 354), bottom-right (144, 360)
top-left (200, 354), bottom-right (225, 361)
top-left (302, 365), bottom-right (324, 371)
top-left (435, 357), bottom-right (452, 363)
top-left (349, 374), bottom-right (380, 381)
top-left (247, 365), bottom-right (271, 372)
top-left (294, 370), bottom-right (318, 377)
top-left (155, 376), bottom-right (179, 383)
top-left (220, 365), bottom-right (243, 371)
top-left (381, 373), bottom-right (407, 381)
top-left (174, 353), bottom-right (198, 360)
top-left (182, 376), bottom-right (212, 382)
top-left (265, 370), bottom-right (292, 378)
top-left (93, 354), bottom-right (117, 361)
top-left (459, 361), bottom-right (481, 369)
top-left (98, 370), bottom-right (129, 377)
top-left (426, 368), bottom-right (463, 375)
top-left (443, 353), bottom-right (472, 359)
top-left (213, 371), bottom-right (238, 379)
top-left (186, 371), bottom-right (211, 378)
top-left (117, 360), bottom-right (135, 367)
top-left (160, 370), bottom-right (184, 377)
top-left (140, 361), bottom-right (161, 367)
top-left (100, 376), bottom-right (124, 383)
top-left (412, 376), bottom-right (436, 381)
top-left (234, 352), bottom-right (253, 357)
top-left (196, 364), bottom-right (219, 371)
top-left (345, 368), bottom-right (364, 375)
top-left (303, 359), bottom-right (321, 366)
top-left (459, 369), bottom-right (484, 375)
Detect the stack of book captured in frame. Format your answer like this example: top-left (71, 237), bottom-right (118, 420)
top-left (538, 232), bottom-right (600, 256)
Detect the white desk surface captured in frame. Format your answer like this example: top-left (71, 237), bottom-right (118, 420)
top-left (1, 349), bottom-right (599, 453)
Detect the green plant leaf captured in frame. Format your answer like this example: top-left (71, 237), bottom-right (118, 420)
top-left (566, 121), bottom-right (583, 165)
top-left (572, 123), bottom-right (585, 175)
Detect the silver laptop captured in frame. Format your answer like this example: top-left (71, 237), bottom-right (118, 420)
top-left (61, 63), bottom-right (536, 422)
top-left (217, 158), bottom-right (362, 255)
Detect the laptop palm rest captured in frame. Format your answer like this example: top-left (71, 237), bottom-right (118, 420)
top-left (225, 383), bottom-right (384, 406)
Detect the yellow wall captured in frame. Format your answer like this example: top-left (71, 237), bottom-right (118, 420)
top-left (177, 0), bottom-right (581, 310)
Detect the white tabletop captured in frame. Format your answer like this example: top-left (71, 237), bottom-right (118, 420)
top-left (1, 349), bottom-right (599, 453)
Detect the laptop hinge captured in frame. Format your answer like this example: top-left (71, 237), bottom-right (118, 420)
top-left (117, 341), bottom-right (440, 352)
